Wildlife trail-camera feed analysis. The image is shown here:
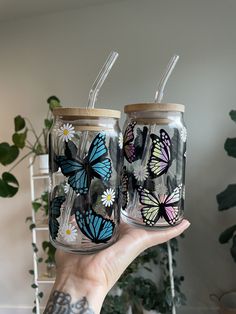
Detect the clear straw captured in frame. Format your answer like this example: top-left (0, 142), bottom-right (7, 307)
top-left (62, 51), bottom-right (119, 231)
top-left (79, 51), bottom-right (119, 156)
top-left (87, 51), bottom-right (119, 108)
top-left (139, 54), bottom-right (179, 166)
top-left (154, 54), bottom-right (179, 103)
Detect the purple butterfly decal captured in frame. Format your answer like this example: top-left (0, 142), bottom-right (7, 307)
top-left (123, 121), bottom-right (136, 163)
top-left (138, 186), bottom-right (181, 226)
top-left (148, 129), bottom-right (172, 177)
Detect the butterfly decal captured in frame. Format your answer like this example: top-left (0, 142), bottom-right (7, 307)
top-left (148, 129), bottom-right (172, 178)
top-left (121, 166), bottom-right (129, 210)
top-left (49, 196), bottom-right (65, 239)
top-left (56, 132), bottom-right (112, 195)
top-left (138, 186), bottom-right (181, 226)
top-left (75, 208), bottom-right (115, 243)
top-left (123, 121), bottom-right (136, 163)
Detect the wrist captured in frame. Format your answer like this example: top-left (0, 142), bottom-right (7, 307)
top-left (52, 273), bottom-right (107, 314)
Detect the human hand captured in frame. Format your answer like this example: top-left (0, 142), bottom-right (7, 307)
top-left (45, 219), bottom-right (190, 314)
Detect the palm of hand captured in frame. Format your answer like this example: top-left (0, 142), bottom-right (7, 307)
top-left (55, 220), bottom-right (189, 293)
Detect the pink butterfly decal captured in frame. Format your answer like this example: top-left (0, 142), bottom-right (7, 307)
top-left (123, 121), bottom-right (136, 163)
top-left (138, 186), bottom-right (181, 226)
top-left (148, 129), bottom-right (172, 178)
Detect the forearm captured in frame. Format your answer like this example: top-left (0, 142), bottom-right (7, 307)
top-left (44, 274), bottom-right (107, 314)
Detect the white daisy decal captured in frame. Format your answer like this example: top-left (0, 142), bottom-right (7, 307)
top-left (156, 184), bottom-right (168, 195)
top-left (59, 224), bottom-right (77, 242)
top-left (101, 188), bottom-right (115, 207)
top-left (180, 127), bottom-right (187, 143)
top-left (64, 182), bottom-right (70, 194)
top-left (118, 132), bottom-right (123, 149)
top-left (133, 165), bottom-right (148, 182)
top-left (58, 123), bottom-right (75, 142)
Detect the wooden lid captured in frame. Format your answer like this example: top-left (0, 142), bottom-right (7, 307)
top-left (124, 103), bottom-right (185, 113)
top-left (53, 107), bottom-right (121, 119)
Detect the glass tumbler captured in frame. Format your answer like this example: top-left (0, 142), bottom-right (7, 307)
top-left (49, 107), bottom-right (122, 253)
top-left (121, 103), bottom-right (186, 228)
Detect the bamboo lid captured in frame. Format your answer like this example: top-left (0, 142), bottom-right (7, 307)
top-left (124, 103), bottom-right (185, 113)
top-left (53, 107), bottom-right (121, 119)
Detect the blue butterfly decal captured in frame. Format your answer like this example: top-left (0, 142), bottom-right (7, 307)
top-left (49, 196), bottom-right (65, 239)
top-left (56, 132), bottom-right (112, 194)
top-left (75, 208), bottom-right (115, 243)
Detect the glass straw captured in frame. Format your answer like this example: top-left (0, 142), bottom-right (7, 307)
top-left (79, 51), bottom-right (119, 156)
top-left (62, 51), bottom-right (119, 232)
top-left (154, 54), bottom-right (179, 103)
top-left (141, 54), bottom-right (180, 165)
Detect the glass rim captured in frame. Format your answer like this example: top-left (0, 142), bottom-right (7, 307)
top-left (124, 103), bottom-right (185, 113)
top-left (53, 107), bottom-right (121, 119)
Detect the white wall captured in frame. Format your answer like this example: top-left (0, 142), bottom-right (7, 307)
top-left (0, 0), bottom-right (235, 313)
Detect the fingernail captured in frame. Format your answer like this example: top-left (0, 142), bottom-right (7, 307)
top-left (182, 220), bottom-right (191, 228)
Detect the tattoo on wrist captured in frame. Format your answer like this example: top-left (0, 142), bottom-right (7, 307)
top-left (44, 290), bottom-right (95, 314)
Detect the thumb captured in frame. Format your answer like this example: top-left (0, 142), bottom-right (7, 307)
top-left (143, 219), bottom-right (190, 250)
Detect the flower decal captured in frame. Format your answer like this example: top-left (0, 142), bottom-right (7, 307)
top-left (133, 165), bottom-right (148, 182)
top-left (58, 123), bottom-right (75, 142)
top-left (180, 127), bottom-right (187, 143)
top-left (59, 223), bottom-right (78, 242)
top-left (118, 132), bottom-right (123, 149)
top-left (101, 188), bottom-right (115, 207)
top-left (155, 184), bottom-right (168, 195)
top-left (64, 182), bottom-right (70, 194)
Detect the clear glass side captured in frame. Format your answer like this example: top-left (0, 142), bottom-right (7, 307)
top-left (49, 116), bottom-right (122, 253)
top-left (122, 110), bottom-right (186, 229)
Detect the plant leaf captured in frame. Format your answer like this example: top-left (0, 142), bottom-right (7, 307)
top-left (12, 130), bottom-right (27, 149)
top-left (42, 241), bottom-right (50, 251)
top-left (47, 96), bottom-right (61, 111)
top-left (31, 284), bottom-right (38, 289)
top-left (44, 118), bottom-right (53, 129)
top-left (229, 110), bottom-right (236, 123)
top-left (219, 225), bottom-right (236, 243)
top-left (14, 115), bottom-right (25, 132)
top-left (0, 172), bottom-right (19, 197)
top-left (224, 138), bottom-right (236, 158)
top-left (216, 184), bottom-right (236, 210)
top-left (30, 223), bottom-right (36, 230)
top-left (32, 201), bottom-right (41, 212)
top-left (25, 216), bottom-right (32, 223)
top-left (0, 142), bottom-right (19, 165)
top-left (38, 292), bottom-right (44, 298)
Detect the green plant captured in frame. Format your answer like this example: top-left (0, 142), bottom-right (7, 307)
top-left (0, 96), bottom-right (61, 197)
top-left (102, 238), bottom-right (186, 314)
top-left (25, 218), bottom-right (44, 313)
top-left (32, 190), bottom-right (49, 217)
top-left (42, 240), bottom-right (56, 264)
top-left (216, 110), bottom-right (236, 262)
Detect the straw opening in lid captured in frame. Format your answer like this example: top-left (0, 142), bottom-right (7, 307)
top-left (53, 107), bottom-right (121, 119)
top-left (124, 103), bottom-right (185, 113)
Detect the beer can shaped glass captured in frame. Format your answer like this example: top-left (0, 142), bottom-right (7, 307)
top-left (121, 103), bottom-right (186, 228)
top-left (49, 107), bottom-right (122, 253)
